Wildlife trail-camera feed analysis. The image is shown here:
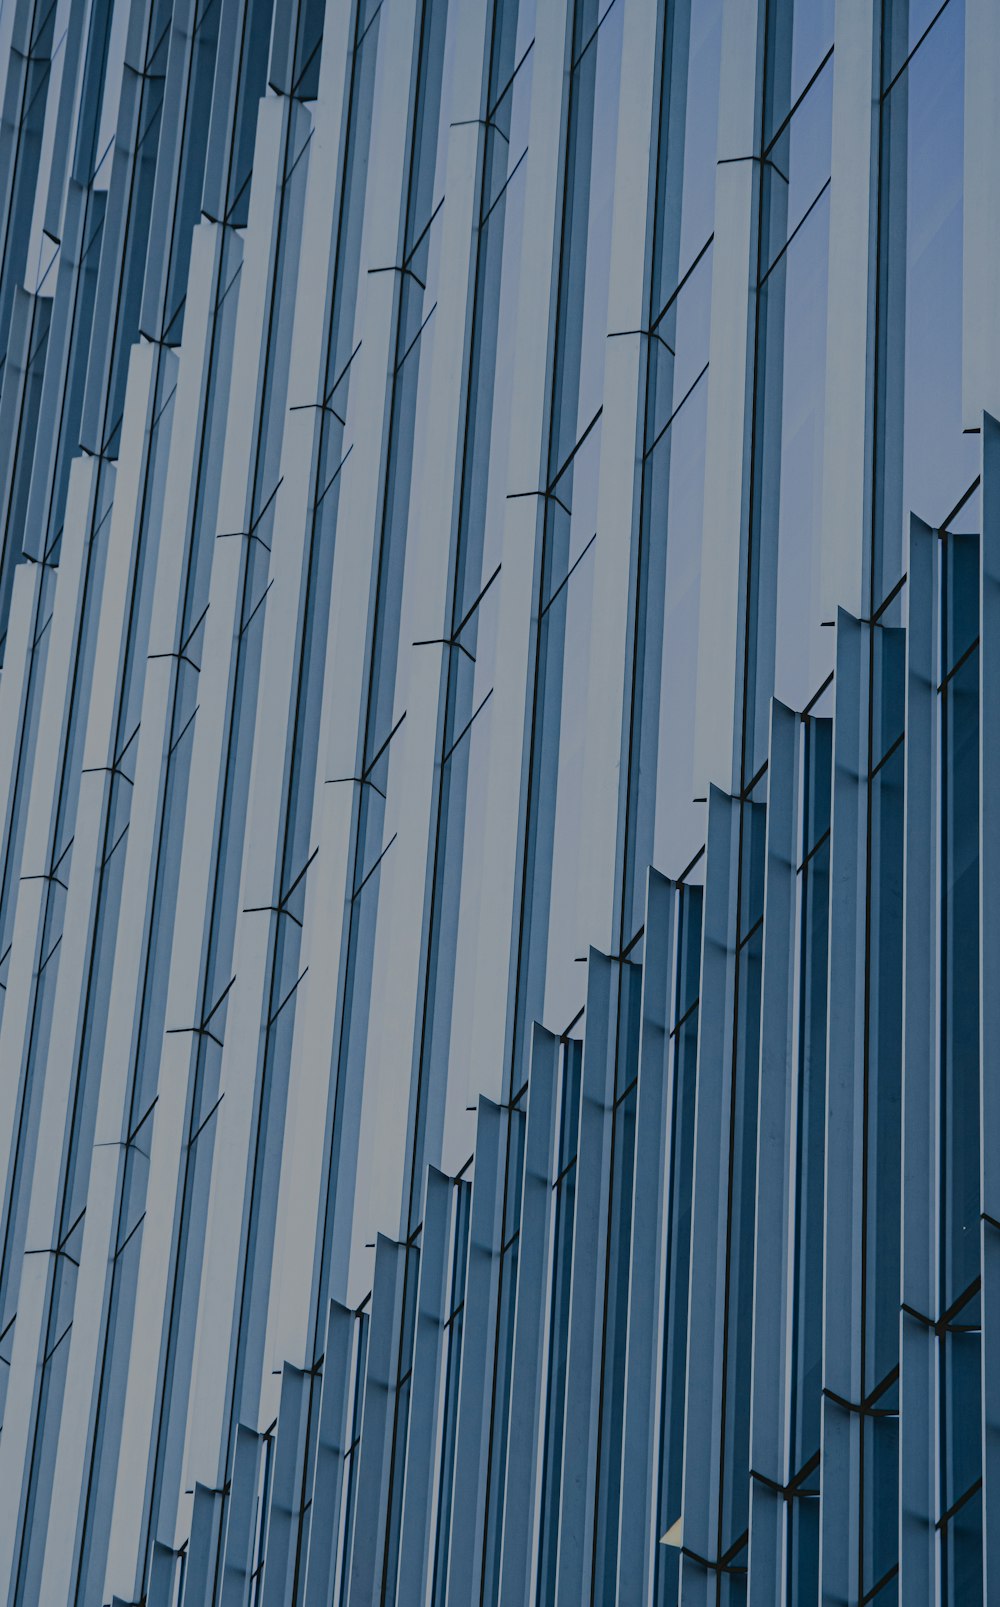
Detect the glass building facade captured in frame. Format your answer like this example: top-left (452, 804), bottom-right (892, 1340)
top-left (0, 0), bottom-right (995, 1601)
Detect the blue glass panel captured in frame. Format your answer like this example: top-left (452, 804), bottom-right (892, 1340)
top-left (651, 0), bottom-right (723, 314)
top-left (549, 0), bottom-right (623, 469)
top-left (941, 643), bottom-right (979, 1306)
top-left (941, 1483), bottom-right (983, 1605)
top-left (765, 0), bottom-right (835, 141)
top-left (864, 735), bottom-right (904, 1393)
top-left (862, 1409), bottom-right (900, 1598)
top-left (877, 0), bottom-right (975, 598)
top-left (748, 53), bottom-right (832, 772)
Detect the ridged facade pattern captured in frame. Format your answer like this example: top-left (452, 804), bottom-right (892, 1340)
top-left (0, 0), bottom-right (994, 1602)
